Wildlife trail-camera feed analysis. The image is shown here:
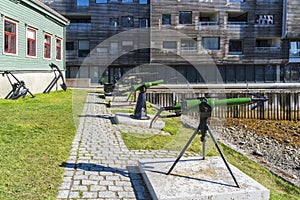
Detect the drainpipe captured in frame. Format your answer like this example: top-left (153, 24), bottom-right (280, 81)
top-left (281, 0), bottom-right (287, 39)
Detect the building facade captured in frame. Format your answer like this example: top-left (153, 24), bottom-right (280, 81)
top-left (42, 0), bottom-right (300, 85)
top-left (0, 0), bottom-right (69, 97)
top-left (42, 0), bottom-right (150, 84)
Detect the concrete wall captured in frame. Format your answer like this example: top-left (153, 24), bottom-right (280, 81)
top-left (0, 71), bottom-right (66, 98)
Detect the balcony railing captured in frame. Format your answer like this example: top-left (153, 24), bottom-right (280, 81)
top-left (227, 21), bottom-right (247, 26)
top-left (181, 47), bottom-right (197, 51)
top-left (198, 21), bottom-right (219, 27)
top-left (255, 47), bottom-right (280, 52)
top-left (67, 23), bottom-right (92, 31)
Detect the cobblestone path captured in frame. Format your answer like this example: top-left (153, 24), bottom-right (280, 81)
top-left (57, 93), bottom-right (179, 200)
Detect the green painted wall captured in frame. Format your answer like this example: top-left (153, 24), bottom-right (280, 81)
top-left (0, 0), bottom-right (67, 71)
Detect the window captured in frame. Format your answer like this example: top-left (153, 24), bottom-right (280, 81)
top-left (110, 18), bottom-right (119, 28)
top-left (122, 16), bottom-right (134, 27)
top-left (66, 42), bottom-right (74, 50)
top-left (110, 43), bottom-right (118, 54)
top-left (77, 0), bottom-right (89, 6)
top-left (179, 11), bottom-right (192, 24)
top-left (4, 19), bottom-right (17, 54)
top-left (255, 66), bottom-right (264, 82)
top-left (27, 28), bottom-right (36, 57)
top-left (202, 37), bottom-right (220, 50)
top-left (162, 14), bottom-right (171, 25)
top-left (139, 19), bottom-right (149, 28)
top-left (78, 40), bottom-right (90, 57)
top-left (229, 40), bottom-right (243, 55)
top-left (236, 66), bottom-right (246, 82)
top-left (56, 38), bottom-right (62, 60)
top-left (122, 41), bottom-right (133, 52)
top-left (290, 41), bottom-right (300, 58)
top-left (163, 41), bottom-right (177, 49)
top-left (110, 0), bottom-right (118, 2)
top-left (181, 38), bottom-right (197, 51)
top-left (44, 34), bottom-right (52, 59)
top-left (122, 0), bottom-right (133, 2)
top-left (139, 0), bottom-right (148, 4)
top-left (96, 0), bottom-right (107, 3)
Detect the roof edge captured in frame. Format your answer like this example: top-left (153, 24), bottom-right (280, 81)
top-left (23, 0), bottom-right (69, 26)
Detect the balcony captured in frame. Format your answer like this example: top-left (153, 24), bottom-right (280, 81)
top-left (198, 21), bottom-right (219, 29)
top-left (67, 23), bottom-right (92, 31)
top-left (227, 12), bottom-right (247, 27)
top-left (255, 47), bottom-right (280, 52)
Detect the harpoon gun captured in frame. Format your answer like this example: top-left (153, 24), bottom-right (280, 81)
top-left (150, 93), bottom-right (268, 188)
top-left (150, 93), bottom-right (268, 128)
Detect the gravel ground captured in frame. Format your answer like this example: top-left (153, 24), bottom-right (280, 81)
top-left (181, 115), bottom-right (300, 187)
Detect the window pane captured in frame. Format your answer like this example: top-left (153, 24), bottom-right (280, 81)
top-left (202, 37), bottom-right (219, 50)
top-left (79, 40), bottom-right (89, 50)
top-left (179, 11), bottom-right (192, 24)
top-left (110, 18), bottom-right (119, 27)
top-left (246, 66), bottom-right (255, 82)
top-left (163, 41), bottom-right (177, 49)
top-left (139, 0), bottom-right (148, 4)
top-left (5, 21), bottom-right (16, 33)
top-left (236, 66), bottom-right (245, 82)
top-left (122, 16), bottom-right (134, 27)
top-left (96, 0), bottom-right (107, 3)
top-left (291, 64), bottom-right (299, 81)
top-left (122, 0), bottom-right (133, 2)
top-left (265, 65), bottom-right (275, 82)
top-left (139, 19), bottom-right (148, 28)
top-left (162, 14), bottom-right (171, 25)
top-left (66, 42), bottom-right (74, 50)
top-left (229, 40), bottom-right (243, 54)
top-left (226, 66), bottom-right (235, 82)
top-left (255, 66), bottom-right (264, 82)
top-left (77, 0), bottom-right (89, 6)
top-left (27, 29), bottom-right (35, 39)
top-left (181, 38), bottom-right (197, 51)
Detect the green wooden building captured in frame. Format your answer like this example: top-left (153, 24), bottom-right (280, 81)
top-left (0, 0), bottom-right (69, 97)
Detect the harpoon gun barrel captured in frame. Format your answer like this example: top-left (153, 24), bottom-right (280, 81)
top-left (150, 95), bottom-right (268, 128)
top-left (132, 79), bottom-right (164, 91)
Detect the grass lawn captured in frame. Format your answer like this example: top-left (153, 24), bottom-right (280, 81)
top-left (0, 89), bottom-right (87, 200)
top-left (121, 117), bottom-right (300, 200)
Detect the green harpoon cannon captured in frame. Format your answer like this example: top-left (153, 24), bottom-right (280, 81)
top-left (150, 93), bottom-right (268, 188)
top-left (150, 94), bottom-right (268, 127)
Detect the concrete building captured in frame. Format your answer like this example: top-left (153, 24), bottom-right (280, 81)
top-left (42, 0), bottom-right (300, 86)
top-left (0, 0), bottom-right (69, 97)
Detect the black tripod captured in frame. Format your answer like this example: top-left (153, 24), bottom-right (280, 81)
top-left (43, 63), bottom-right (67, 93)
top-left (167, 98), bottom-right (240, 188)
top-left (2, 71), bottom-right (35, 100)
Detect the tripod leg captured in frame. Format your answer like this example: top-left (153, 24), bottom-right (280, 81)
top-left (207, 125), bottom-right (240, 188)
top-left (167, 123), bottom-right (202, 175)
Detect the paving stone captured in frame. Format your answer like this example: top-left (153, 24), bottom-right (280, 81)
top-left (98, 191), bottom-right (117, 198)
top-left (57, 190), bottom-right (69, 199)
top-left (82, 192), bottom-right (98, 198)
